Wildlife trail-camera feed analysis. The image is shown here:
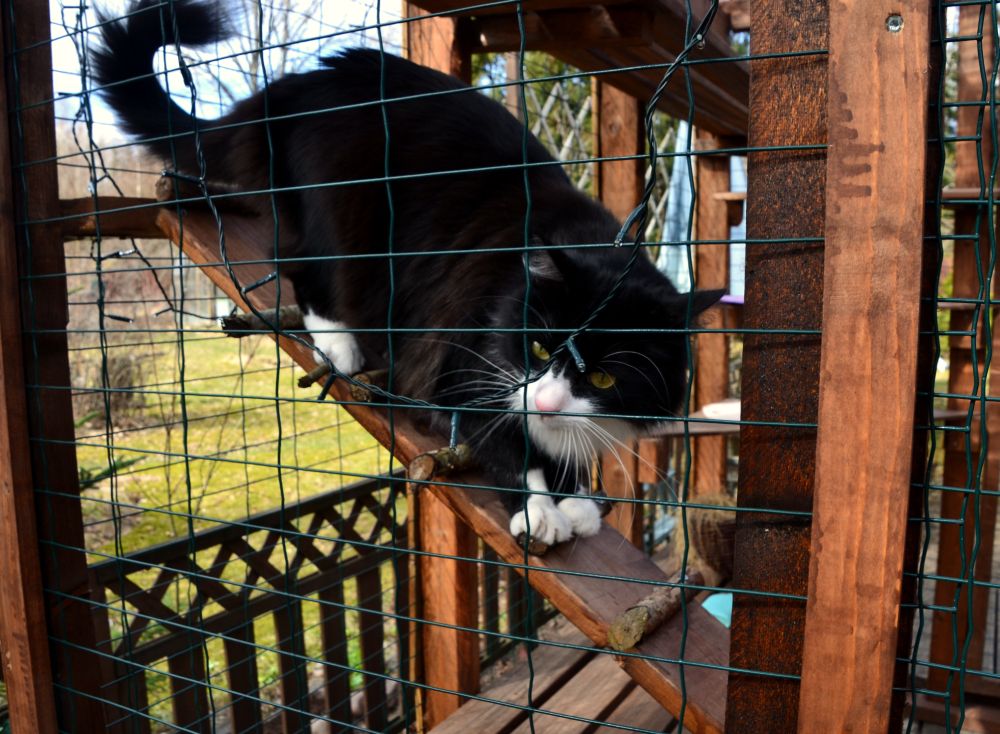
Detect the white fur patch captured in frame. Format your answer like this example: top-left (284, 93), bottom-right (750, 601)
top-left (509, 493), bottom-right (573, 546)
top-left (557, 496), bottom-right (603, 538)
top-left (303, 310), bottom-right (364, 374)
top-left (510, 368), bottom-right (597, 463)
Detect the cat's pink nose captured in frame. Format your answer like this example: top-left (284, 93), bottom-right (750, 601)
top-left (534, 384), bottom-right (567, 413)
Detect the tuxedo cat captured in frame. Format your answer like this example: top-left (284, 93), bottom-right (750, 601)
top-left (93, 0), bottom-right (722, 548)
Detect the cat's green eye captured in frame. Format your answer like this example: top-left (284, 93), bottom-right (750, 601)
top-left (589, 371), bottom-right (616, 389)
top-left (531, 341), bottom-right (550, 361)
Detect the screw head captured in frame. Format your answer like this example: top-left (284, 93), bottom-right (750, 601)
top-left (886, 14), bottom-right (904, 33)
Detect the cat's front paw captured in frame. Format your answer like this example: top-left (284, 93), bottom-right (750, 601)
top-left (303, 311), bottom-right (364, 374)
top-left (509, 495), bottom-right (573, 548)
top-left (557, 497), bottom-right (603, 538)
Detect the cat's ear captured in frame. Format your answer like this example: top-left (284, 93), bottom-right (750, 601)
top-left (690, 288), bottom-right (726, 315)
top-left (671, 289), bottom-right (726, 317)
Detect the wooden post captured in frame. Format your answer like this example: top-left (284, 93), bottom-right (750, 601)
top-left (927, 2), bottom-right (998, 695)
top-left (797, 2), bottom-right (930, 731)
top-left (0, 13), bottom-right (58, 731)
top-left (3, 2), bottom-right (107, 729)
top-left (404, 8), bottom-right (480, 728)
top-left (725, 2), bottom-right (826, 730)
top-left (593, 78), bottom-right (646, 545)
top-left (692, 131), bottom-right (731, 496)
top-left (593, 78), bottom-right (644, 223)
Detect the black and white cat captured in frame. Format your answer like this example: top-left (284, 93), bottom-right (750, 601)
top-left (93, 0), bottom-right (722, 548)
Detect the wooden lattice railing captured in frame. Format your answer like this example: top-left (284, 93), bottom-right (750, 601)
top-left (87, 474), bottom-right (409, 734)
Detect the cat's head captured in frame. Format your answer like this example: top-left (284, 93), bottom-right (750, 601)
top-left (493, 247), bottom-right (723, 464)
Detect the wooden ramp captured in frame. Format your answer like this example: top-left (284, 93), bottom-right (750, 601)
top-left (64, 197), bottom-right (729, 733)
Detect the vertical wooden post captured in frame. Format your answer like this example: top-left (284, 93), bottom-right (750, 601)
top-left (692, 131), bottom-right (731, 495)
top-left (404, 8), bottom-right (480, 728)
top-left (592, 79), bottom-right (644, 222)
top-left (0, 15), bottom-right (58, 732)
top-left (3, 2), bottom-right (107, 729)
top-left (797, 2), bottom-right (930, 731)
top-left (927, 2), bottom-right (998, 694)
top-left (593, 78), bottom-right (646, 545)
top-left (725, 1), bottom-right (826, 730)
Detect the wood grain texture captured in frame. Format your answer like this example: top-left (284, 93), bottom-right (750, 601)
top-left (796, 2), bottom-right (931, 731)
top-left (407, 0), bottom-right (749, 138)
top-left (59, 196), bottom-right (163, 240)
top-left (404, 14), bottom-right (482, 727)
top-left (692, 131), bottom-right (730, 496)
top-left (0, 10), bottom-right (58, 731)
top-left (725, 1), bottom-right (826, 730)
top-left (593, 77), bottom-right (644, 223)
top-left (600, 447), bottom-right (643, 546)
top-left (4, 2), bottom-right (107, 729)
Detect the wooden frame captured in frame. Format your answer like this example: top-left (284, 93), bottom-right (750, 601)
top-left (0, 0), bottom-right (955, 730)
top-left (797, 1), bottom-right (931, 730)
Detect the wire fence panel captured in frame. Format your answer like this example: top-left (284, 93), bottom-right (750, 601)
top-left (2, 0), bottom-right (988, 733)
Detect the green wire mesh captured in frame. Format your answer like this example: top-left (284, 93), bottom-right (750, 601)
top-left (15, 0), bottom-right (992, 733)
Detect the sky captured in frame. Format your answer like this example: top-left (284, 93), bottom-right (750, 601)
top-left (48, 0), bottom-right (404, 136)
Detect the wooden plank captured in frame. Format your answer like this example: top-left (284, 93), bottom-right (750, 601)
top-left (601, 448), bottom-right (643, 547)
top-left (725, 1), bottom-right (827, 730)
top-left (154, 205), bottom-right (729, 731)
top-left (404, 12), bottom-right (482, 729)
top-left (273, 599), bottom-right (311, 733)
top-left (2, 2), bottom-right (107, 730)
top-left (927, 2), bottom-right (997, 697)
top-left (167, 642), bottom-right (211, 733)
top-left (475, 7), bottom-right (653, 53)
top-left (0, 8), bottom-right (58, 731)
top-left (508, 653), bottom-right (633, 733)
top-left (796, 2), bottom-right (930, 731)
top-left (418, 492), bottom-right (481, 727)
top-left (223, 621), bottom-right (262, 734)
top-left (692, 130), bottom-right (730, 496)
top-left (408, 0), bottom-right (749, 139)
top-left (319, 581), bottom-right (353, 731)
top-left (431, 629), bottom-right (595, 734)
top-left (593, 77), bottom-right (644, 223)
top-left (357, 567), bottom-right (389, 731)
top-left (59, 197), bottom-right (163, 240)
top-left (597, 682), bottom-right (674, 733)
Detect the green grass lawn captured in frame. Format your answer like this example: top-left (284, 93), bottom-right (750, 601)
top-left (70, 332), bottom-right (403, 728)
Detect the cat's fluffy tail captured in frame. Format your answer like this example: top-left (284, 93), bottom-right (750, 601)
top-left (91, 0), bottom-right (232, 165)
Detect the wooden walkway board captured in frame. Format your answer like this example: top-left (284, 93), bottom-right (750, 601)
top-left (432, 628), bottom-right (676, 734)
top-left (144, 201), bottom-right (730, 733)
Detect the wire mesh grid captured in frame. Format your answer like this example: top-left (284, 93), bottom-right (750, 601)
top-left (902, 2), bottom-right (1000, 732)
top-left (2, 0), bottom-right (982, 733)
top-left (18, 0), bottom-right (747, 731)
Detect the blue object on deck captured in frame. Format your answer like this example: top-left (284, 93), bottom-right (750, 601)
top-left (702, 591), bottom-right (733, 628)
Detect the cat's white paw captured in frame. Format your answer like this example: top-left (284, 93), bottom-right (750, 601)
top-left (509, 495), bottom-right (573, 546)
top-left (303, 311), bottom-right (364, 374)
top-left (558, 496), bottom-right (603, 538)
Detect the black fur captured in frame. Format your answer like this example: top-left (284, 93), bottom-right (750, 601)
top-left (93, 0), bottom-right (723, 519)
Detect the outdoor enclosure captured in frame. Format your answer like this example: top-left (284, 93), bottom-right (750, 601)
top-left (0, 1), bottom-right (998, 733)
